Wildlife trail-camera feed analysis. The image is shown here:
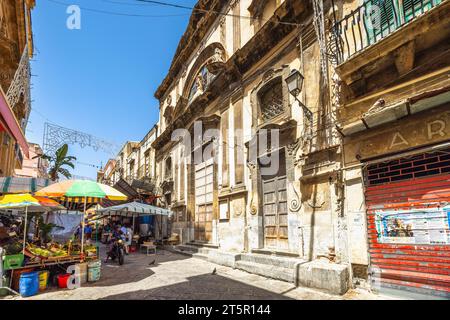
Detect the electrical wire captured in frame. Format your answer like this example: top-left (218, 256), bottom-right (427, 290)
top-left (45, 0), bottom-right (191, 18)
top-left (135, 0), bottom-right (304, 27)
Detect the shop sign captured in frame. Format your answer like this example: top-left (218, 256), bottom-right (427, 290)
top-left (359, 111), bottom-right (450, 159)
top-left (375, 206), bottom-right (450, 245)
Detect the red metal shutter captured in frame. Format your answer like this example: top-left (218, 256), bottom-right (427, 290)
top-left (364, 150), bottom-right (450, 298)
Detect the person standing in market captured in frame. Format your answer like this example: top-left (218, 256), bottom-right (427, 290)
top-left (125, 224), bottom-right (133, 254)
top-left (120, 224), bottom-right (129, 254)
top-left (84, 223), bottom-right (93, 244)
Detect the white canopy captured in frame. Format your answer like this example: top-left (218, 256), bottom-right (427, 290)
top-left (96, 201), bottom-right (172, 217)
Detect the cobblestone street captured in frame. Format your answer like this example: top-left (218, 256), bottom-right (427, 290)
top-left (9, 250), bottom-right (385, 300)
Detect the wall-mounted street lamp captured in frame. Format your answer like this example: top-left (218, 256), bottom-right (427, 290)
top-left (285, 69), bottom-right (313, 129)
top-left (286, 69), bottom-right (304, 97)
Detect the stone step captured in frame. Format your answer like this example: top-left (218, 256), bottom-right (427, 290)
top-left (191, 252), bottom-right (209, 261)
top-left (171, 245), bottom-right (209, 260)
top-left (189, 241), bottom-right (219, 249)
top-left (235, 260), bottom-right (295, 283)
top-left (174, 244), bottom-right (239, 268)
top-left (238, 253), bottom-right (303, 269)
top-left (176, 244), bottom-right (199, 253)
top-left (175, 244), bottom-right (212, 254)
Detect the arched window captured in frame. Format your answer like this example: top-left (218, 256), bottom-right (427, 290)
top-left (258, 77), bottom-right (284, 122)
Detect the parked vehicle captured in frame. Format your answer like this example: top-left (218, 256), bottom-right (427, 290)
top-left (105, 237), bottom-right (125, 265)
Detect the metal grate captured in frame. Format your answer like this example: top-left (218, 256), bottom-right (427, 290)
top-left (364, 172), bottom-right (450, 297)
top-left (366, 148), bottom-right (450, 186)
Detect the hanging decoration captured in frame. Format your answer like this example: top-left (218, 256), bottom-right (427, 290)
top-left (6, 47), bottom-right (31, 130)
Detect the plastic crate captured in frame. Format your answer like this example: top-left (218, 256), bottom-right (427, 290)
top-left (3, 254), bottom-right (24, 270)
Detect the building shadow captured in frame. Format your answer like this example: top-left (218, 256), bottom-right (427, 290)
top-left (86, 250), bottom-right (191, 287)
top-left (99, 272), bottom-right (295, 300)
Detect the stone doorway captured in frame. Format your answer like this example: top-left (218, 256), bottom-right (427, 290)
top-left (260, 149), bottom-right (288, 250)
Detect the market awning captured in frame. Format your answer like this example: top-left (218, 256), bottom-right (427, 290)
top-left (96, 201), bottom-right (172, 217)
top-left (101, 178), bottom-right (138, 208)
top-left (0, 87), bottom-right (29, 158)
top-left (0, 177), bottom-right (53, 194)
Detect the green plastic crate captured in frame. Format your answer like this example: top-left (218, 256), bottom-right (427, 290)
top-left (3, 254), bottom-right (24, 270)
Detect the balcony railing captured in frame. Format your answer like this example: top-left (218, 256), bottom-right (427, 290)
top-left (329, 0), bottom-right (445, 65)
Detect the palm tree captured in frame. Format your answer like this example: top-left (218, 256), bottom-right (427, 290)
top-left (40, 144), bottom-right (77, 181)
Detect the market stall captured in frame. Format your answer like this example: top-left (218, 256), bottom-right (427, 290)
top-left (96, 201), bottom-right (172, 249)
top-left (0, 194), bottom-right (98, 297)
top-left (35, 180), bottom-right (128, 257)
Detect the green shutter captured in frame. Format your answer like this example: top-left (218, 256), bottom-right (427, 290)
top-left (403, 0), bottom-right (432, 23)
top-left (364, 0), bottom-right (399, 45)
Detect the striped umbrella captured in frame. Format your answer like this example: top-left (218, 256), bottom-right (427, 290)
top-left (0, 194), bottom-right (65, 253)
top-left (0, 177), bottom-right (53, 194)
top-left (35, 180), bottom-right (127, 201)
top-left (35, 180), bottom-right (128, 255)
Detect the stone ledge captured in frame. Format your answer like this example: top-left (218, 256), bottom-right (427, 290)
top-left (235, 260), bottom-right (295, 283)
top-left (207, 251), bottom-right (240, 268)
top-left (297, 260), bottom-right (350, 295)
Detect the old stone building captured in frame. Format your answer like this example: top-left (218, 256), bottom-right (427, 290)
top-left (99, 0), bottom-right (449, 297)
top-left (151, 0), bottom-right (349, 294)
top-left (0, 0), bottom-right (35, 176)
top-left (330, 0), bottom-right (450, 297)
top-left (14, 142), bottom-right (48, 178)
top-left (99, 126), bottom-right (159, 201)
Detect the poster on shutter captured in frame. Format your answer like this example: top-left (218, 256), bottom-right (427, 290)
top-left (375, 206), bottom-right (450, 245)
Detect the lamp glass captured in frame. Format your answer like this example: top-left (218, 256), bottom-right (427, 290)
top-left (285, 70), bottom-right (304, 97)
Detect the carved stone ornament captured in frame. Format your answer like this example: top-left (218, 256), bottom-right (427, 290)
top-left (246, 160), bottom-right (257, 179)
top-left (262, 69), bottom-right (275, 82)
top-left (247, 160), bottom-right (258, 215)
top-left (206, 48), bottom-right (226, 74)
top-left (166, 94), bottom-right (172, 106)
top-left (289, 182), bottom-right (302, 212)
top-left (287, 138), bottom-right (302, 160)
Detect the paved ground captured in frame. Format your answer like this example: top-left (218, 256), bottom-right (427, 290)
top-left (7, 248), bottom-right (386, 300)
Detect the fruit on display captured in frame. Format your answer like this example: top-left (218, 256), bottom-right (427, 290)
top-left (26, 243), bottom-right (68, 258)
top-left (27, 245), bottom-right (51, 258)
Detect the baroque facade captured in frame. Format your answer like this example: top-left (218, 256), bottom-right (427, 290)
top-left (102, 0), bottom-right (450, 297)
top-left (152, 0), bottom-right (349, 294)
top-left (0, 0), bottom-right (35, 176)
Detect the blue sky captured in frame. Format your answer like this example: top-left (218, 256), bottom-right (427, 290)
top-left (26, 0), bottom-right (197, 179)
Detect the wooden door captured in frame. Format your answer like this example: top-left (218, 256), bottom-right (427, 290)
top-left (261, 150), bottom-right (288, 250)
top-left (194, 158), bottom-right (214, 242)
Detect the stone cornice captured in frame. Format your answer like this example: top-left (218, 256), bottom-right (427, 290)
top-left (154, 0), bottom-right (227, 100)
